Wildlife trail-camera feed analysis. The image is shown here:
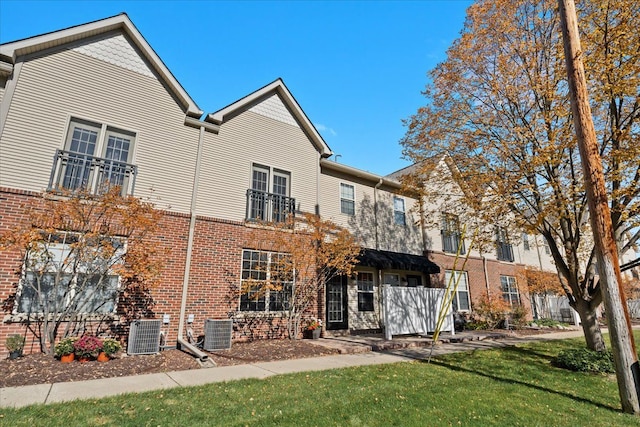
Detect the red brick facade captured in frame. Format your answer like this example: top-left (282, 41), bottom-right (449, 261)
top-left (0, 188), bottom-right (311, 357)
top-left (428, 252), bottom-right (533, 319)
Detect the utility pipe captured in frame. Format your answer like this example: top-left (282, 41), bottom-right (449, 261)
top-left (177, 124), bottom-right (209, 362)
top-left (374, 178), bottom-right (383, 250)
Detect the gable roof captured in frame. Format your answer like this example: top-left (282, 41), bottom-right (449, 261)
top-left (0, 13), bottom-right (203, 118)
top-left (207, 78), bottom-right (333, 157)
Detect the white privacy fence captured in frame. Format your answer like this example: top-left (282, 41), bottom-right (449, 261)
top-left (628, 300), bottom-right (640, 318)
top-left (382, 285), bottom-right (453, 340)
top-left (534, 295), bottom-right (640, 323)
top-left (532, 294), bottom-right (579, 324)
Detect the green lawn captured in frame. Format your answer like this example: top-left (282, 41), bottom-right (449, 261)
top-left (3, 336), bottom-right (640, 427)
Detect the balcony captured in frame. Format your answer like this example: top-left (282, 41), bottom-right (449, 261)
top-left (48, 149), bottom-right (137, 196)
top-left (246, 189), bottom-right (295, 223)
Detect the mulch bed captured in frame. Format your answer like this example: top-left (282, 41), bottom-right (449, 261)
top-left (0, 339), bottom-right (339, 388)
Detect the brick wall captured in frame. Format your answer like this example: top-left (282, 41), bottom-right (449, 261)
top-left (0, 188), bottom-right (319, 357)
top-left (428, 251), bottom-right (533, 319)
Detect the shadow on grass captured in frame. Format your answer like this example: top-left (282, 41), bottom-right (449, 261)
top-left (426, 353), bottom-right (620, 413)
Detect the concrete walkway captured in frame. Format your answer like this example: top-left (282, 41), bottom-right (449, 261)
top-left (0, 329), bottom-right (586, 409)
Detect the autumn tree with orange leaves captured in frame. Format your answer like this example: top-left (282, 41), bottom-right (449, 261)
top-left (242, 213), bottom-right (360, 339)
top-left (402, 0), bottom-right (639, 351)
top-left (0, 188), bottom-right (164, 356)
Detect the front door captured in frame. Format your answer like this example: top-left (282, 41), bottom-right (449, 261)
top-left (326, 275), bottom-right (348, 330)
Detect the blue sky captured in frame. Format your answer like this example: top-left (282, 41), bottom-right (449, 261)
top-left (0, 0), bottom-right (472, 176)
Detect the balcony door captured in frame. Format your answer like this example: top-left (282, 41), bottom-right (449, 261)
top-left (60, 118), bottom-right (134, 194)
top-left (249, 164), bottom-right (291, 222)
top-left (63, 120), bottom-right (100, 190)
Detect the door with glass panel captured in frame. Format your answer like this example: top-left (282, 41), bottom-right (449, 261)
top-left (326, 275), bottom-right (348, 330)
top-left (250, 165), bottom-right (269, 220)
top-left (62, 120), bottom-right (100, 190)
top-left (271, 170), bottom-right (290, 222)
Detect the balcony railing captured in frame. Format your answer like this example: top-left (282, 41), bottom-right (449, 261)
top-left (48, 149), bottom-right (137, 196)
top-left (496, 242), bottom-right (514, 262)
top-left (246, 189), bottom-right (295, 223)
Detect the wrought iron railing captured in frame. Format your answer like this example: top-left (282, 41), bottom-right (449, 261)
top-left (48, 149), bottom-right (137, 196)
top-left (246, 189), bottom-right (295, 223)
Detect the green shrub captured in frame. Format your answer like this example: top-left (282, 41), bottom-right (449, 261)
top-left (532, 318), bottom-right (570, 328)
top-left (509, 305), bottom-right (529, 329)
top-left (54, 337), bottom-right (77, 357)
top-left (553, 348), bottom-right (614, 374)
top-left (6, 334), bottom-right (25, 352)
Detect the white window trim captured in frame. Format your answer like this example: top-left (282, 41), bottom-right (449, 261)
top-left (340, 183), bottom-right (356, 216)
top-left (62, 115), bottom-right (138, 164)
top-left (445, 270), bottom-right (470, 312)
top-left (393, 196), bottom-right (406, 226)
top-left (14, 232), bottom-right (124, 315)
top-left (239, 249), bottom-right (294, 313)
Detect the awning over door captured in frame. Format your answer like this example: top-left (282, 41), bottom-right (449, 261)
top-left (357, 249), bottom-right (440, 274)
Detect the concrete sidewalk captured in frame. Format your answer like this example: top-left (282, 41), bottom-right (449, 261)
top-left (0, 329), bottom-right (586, 409)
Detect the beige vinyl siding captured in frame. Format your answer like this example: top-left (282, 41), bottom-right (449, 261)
top-left (319, 168), bottom-right (375, 232)
top-left (375, 192), bottom-right (423, 255)
top-left (196, 110), bottom-right (320, 221)
top-left (0, 37), bottom-right (198, 213)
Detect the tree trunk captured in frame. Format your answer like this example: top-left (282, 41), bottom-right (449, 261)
top-left (574, 299), bottom-right (606, 351)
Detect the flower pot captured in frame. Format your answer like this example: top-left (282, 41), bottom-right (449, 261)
top-left (60, 353), bottom-right (75, 363)
top-left (9, 350), bottom-right (22, 360)
top-left (78, 356), bottom-right (92, 363)
top-left (97, 352), bottom-right (110, 362)
top-left (305, 328), bottom-right (321, 339)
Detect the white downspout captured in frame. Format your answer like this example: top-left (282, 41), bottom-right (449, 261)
top-left (177, 125), bottom-right (209, 361)
top-left (374, 178), bottom-right (383, 250)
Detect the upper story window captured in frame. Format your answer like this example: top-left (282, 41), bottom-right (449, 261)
top-left (340, 183), bottom-right (355, 216)
top-left (393, 196), bottom-right (406, 226)
top-left (522, 233), bottom-right (530, 251)
top-left (496, 226), bottom-right (514, 262)
top-left (441, 213), bottom-right (465, 254)
top-left (501, 275), bottom-right (520, 307)
top-left (543, 239), bottom-right (551, 255)
top-left (240, 249), bottom-right (292, 312)
top-left (246, 164), bottom-right (295, 223)
top-left (48, 118), bottom-right (137, 196)
top-left (17, 232), bottom-right (121, 315)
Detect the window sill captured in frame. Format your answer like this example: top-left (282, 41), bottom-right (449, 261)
top-left (4, 312), bottom-right (118, 323)
top-left (232, 311), bottom-right (288, 319)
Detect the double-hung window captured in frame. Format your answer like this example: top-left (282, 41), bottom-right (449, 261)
top-left (522, 233), bottom-right (530, 251)
top-left (240, 249), bottom-right (293, 312)
top-left (445, 270), bottom-right (470, 311)
top-left (393, 196), bottom-right (406, 226)
top-left (441, 213), bottom-right (465, 254)
top-left (50, 118), bottom-right (137, 196)
top-left (501, 275), bottom-right (520, 307)
top-left (357, 271), bottom-right (375, 311)
top-left (17, 232), bottom-right (121, 315)
top-left (340, 183), bottom-right (355, 216)
top-left (496, 227), bottom-right (514, 262)
top-left (247, 164), bottom-right (293, 223)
